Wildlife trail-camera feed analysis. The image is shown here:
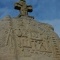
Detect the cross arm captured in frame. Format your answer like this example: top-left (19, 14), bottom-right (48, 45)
top-left (14, 2), bottom-right (21, 10)
top-left (27, 5), bottom-right (33, 12)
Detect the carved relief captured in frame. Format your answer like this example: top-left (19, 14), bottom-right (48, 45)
top-left (0, 29), bottom-right (10, 47)
top-left (30, 31), bottom-right (43, 40)
top-left (17, 36), bottom-right (52, 56)
top-left (23, 48), bottom-right (31, 57)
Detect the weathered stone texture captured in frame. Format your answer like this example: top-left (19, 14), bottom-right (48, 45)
top-left (0, 16), bottom-right (60, 60)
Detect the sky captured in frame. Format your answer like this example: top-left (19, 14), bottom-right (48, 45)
top-left (0, 0), bottom-right (60, 37)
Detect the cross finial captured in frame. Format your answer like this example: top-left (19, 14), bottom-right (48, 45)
top-left (14, 0), bottom-right (33, 17)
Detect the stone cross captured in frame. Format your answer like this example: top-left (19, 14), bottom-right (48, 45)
top-left (14, 0), bottom-right (33, 16)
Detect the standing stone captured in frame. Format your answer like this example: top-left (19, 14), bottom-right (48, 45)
top-left (0, 0), bottom-right (60, 60)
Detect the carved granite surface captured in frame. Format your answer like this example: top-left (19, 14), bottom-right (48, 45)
top-left (0, 16), bottom-right (60, 60)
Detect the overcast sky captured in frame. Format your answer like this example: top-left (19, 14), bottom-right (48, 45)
top-left (0, 0), bottom-right (60, 37)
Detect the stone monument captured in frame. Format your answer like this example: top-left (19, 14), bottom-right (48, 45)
top-left (0, 0), bottom-right (60, 60)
